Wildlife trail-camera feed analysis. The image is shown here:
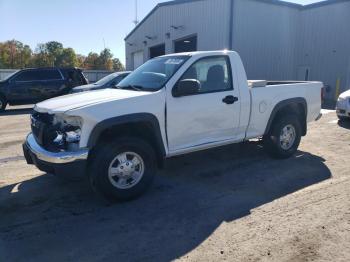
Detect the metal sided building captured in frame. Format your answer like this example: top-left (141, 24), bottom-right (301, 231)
top-left (125, 0), bottom-right (350, 101)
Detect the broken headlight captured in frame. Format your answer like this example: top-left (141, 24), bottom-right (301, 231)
top-left (52, 115), bottom-right (83, 149)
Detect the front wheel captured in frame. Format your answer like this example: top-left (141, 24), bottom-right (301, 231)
top-left (263, 114), bottom-right (302, 159)
top-left (89, 137), bottom-right (157, 201)
top-left (0, 95), bottom-right (7, 112)
top-left (338, 115), bottom-right (348, 121)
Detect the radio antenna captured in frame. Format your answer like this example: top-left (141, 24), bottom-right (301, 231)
top-left (133, 0), bottom-right (139, 26)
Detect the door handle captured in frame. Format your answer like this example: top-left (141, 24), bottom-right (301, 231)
top-left (222, 95), bottom-right (239, 104)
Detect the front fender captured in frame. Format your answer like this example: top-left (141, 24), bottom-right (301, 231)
top-left (87, 113), bottom-right (166, 157)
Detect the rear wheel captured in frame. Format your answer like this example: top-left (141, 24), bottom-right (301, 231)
top-left (264, 114), bottom-right (302, 159)
top-left (0, 95), bottom-right (7, 112)
top-left (89, 137), bottom-right (157, 201)
top-left (338, 115), bottom-right (348, 121)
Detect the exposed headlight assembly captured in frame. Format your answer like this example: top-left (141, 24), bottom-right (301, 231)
top-left (52, 115), bottom-right (83, 149)
top-left (65, 130), bottom-right (82, 143)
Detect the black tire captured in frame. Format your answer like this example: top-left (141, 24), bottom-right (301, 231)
top-left (89, 137), bottom-right (157, 201)
top-left (0, 95), bottom-right (7, 112)
top-left (338, 115), bottom-right (348, 121)
top-left (263, 114), bottom-right (302, 159)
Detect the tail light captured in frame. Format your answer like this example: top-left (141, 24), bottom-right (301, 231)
top-left (321, 87), bottom-right (324, 101)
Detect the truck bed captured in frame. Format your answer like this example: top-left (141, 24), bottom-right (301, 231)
top-left (245, 81), bottom-right (322, 140)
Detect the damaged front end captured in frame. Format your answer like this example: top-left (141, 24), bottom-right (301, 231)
top-left (24, 111), bottom-right (88, 178)
top-left (31, 111), bottom-right (83, 152)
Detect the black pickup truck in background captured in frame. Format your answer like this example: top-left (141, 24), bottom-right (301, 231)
top-left (0, 67), bottom-right (88, 111)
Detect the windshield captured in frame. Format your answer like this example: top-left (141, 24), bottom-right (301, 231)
top-left (117, 55), bottom-right (189, 91)
top-left (3, 71), bottom-right (18, 81)
top-left (94, 72), bottom-right (120, 86)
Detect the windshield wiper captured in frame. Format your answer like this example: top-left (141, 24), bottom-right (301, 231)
top-left (115, 85), bottom-right (144, 91)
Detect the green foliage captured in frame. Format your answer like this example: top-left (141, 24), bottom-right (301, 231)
top-left (113, 58), bottom-right (124, 71)
top-left (0, 40), bottom-right (125, 71)
top-left (0, 40), bottom-right (33, 68)
top-left (84, 52), bottom-right (100, 70)
top-left (82, 48), bottom-right (125, 71)
top-left (57, 48), bottom-right (77, 67)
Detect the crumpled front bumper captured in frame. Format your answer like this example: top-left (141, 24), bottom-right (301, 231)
top-left (23, 133), bottom-right (89, 178)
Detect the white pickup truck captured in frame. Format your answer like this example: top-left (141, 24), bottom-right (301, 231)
top-left (23, 51), bottom-right (322, 201)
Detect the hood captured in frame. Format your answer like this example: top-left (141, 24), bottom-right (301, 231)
top-left (73, 83), bottom-right (98, 90)
top-left (35, 88), bottom-right (152, 114)
top-left (71, 83), bottom-right (102, 93)
top-left (339, 89), bottom-right (350, 99)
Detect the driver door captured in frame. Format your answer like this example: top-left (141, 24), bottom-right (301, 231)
top-left (166, 55), bottom-right (241, 152)
top-left (8, 70), bottom-right (41, 104)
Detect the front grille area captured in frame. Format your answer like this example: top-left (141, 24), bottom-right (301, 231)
top-left (31, 112), bottom-right (58, 151)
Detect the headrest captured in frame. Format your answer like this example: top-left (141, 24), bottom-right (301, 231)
top-left (207, 65), bottom-right (224, 83)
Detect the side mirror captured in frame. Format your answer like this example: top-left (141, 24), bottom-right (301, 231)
top-left (173, 79), bottom-right (200, 97)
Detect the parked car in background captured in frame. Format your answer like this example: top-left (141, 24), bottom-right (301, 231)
top-left (71, 71), bottom-right (131, 93)
top-left (0, 67), bottom-right (88, 111)
top-left (336, 89), bottom-right (350, 120)
top-left (23, 50), bottom-right (323, 201)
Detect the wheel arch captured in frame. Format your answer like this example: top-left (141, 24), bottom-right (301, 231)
top-left (87, 113), bottom-right (166, 168)
top-left (264, 97), bottom-right (308, 136)
top-left (0, 92), bottom-right (7, 100)
top-left (0, 92), bottom-right (8, 109)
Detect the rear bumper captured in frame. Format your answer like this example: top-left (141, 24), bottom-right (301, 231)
top-left (23, 133), bottom-right (89, 178)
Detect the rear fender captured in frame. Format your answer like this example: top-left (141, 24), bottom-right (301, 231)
top-left (264, 98), bottom-right (307, 136)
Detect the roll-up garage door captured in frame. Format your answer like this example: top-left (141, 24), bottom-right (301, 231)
top-left (133, 51), bottom-right (144, 69)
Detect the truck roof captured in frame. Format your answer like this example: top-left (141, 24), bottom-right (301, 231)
top-left (159, 50), bottom-right (237, 58)
top-left (19, 67), bottom-right (83, 71)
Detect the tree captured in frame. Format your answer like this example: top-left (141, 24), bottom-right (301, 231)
top-left (76, 54), bottom-right (86, 68)
top-left (0, 39), bottom-right (125, 70)
top-left (33, 41), bottom-right (64, 67)
top-left (30, 43), bottom-right (51, 67)
top-left (7, 40), bottom-right (19, 68)
top-left (30, 42), bottom-right (77, 68)
top-left (21, 45), bottom-right (32, 67)
top-left (56, 48), bottom-right (77, 67)
top-left (0, 42), bottom-right (10, 68)
top-left (84, 52), bottom-right (99, 69)
top-left (45, 41), bottom-right (64, 66)
top-left (98, 48), bottom-right (114, 70)
top-left (112, 58), bottom-right (125, 71)
top-left (0, 40), bottom-right (33, 68)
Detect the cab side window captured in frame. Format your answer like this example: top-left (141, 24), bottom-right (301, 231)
top-left (40, 69), bottom-right (62, 80)
top-left (179, 56), bottom-right (233, 94)
top-left (14, 71), bottom-right (38, 82)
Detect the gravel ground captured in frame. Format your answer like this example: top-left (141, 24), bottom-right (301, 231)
top-left (0, 106), bottom-right (349, 262)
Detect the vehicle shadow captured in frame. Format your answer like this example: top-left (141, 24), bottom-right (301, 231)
top-left (338, 119), bottom-right (350, 130)
top-left (322, 101), bottom-right (335, 110)
top-left (322, 102), bottom-right (336, 110)
top-left (0, 141), bottom-right (331, 261)
top-left (0, 108), bottom-right (33, 116)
